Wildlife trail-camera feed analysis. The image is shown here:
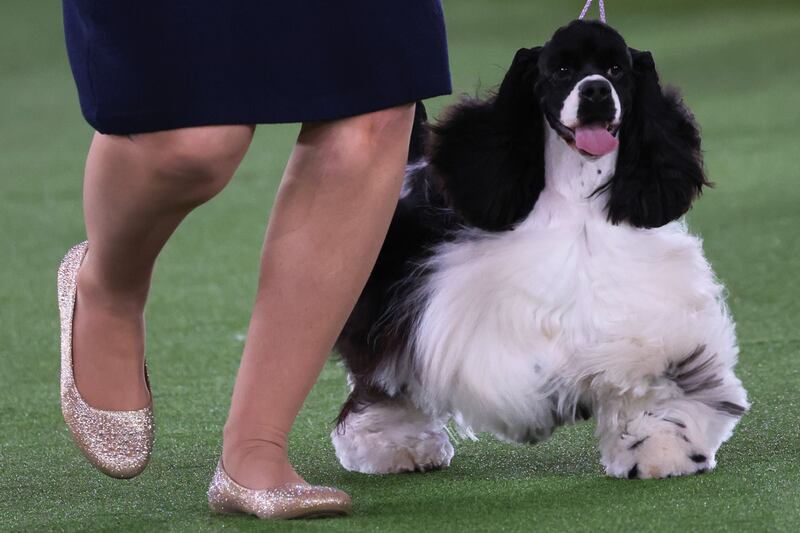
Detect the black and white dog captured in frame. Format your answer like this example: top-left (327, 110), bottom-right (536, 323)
top-left (332, 20), bottom-right (749, 479)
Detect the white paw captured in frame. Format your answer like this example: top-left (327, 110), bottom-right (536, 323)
top-left (331, 405), bottom-right (454, 474)
top-left (603, 415), bottom-right (715, 479)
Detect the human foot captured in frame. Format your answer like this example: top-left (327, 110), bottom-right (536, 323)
top-left (221, 439), bottom-right (306, 490)
top-left (71, 257), bottom-right (151, 411)
top-left (208, 459), bottom-right (351, 519)
top-left (214, 438), bottom-right (351, 519)
top-left (58, 241), bottom-right (154, 478)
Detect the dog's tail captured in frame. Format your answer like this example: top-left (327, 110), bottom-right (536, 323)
top-left (408, 101), bottom-right (429, 164)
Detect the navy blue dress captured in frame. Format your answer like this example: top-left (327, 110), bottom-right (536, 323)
top-left (62, 1), bottom-right (451, 134)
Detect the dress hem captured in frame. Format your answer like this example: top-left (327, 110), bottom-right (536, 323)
top-left (85, 83), bottom-right (452, 135)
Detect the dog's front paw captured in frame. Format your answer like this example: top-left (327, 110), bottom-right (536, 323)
top-left (603, 418), bottom-right (715, 479)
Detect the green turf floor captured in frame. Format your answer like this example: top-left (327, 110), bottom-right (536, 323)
top-left (2, 1), bottom-right (799, 531)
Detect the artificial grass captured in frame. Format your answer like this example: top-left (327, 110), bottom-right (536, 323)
top-left (1, 0), bottom-right (799, 531)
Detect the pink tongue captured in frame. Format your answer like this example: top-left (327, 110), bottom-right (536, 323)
top-left (575, 124), bottom-right (619, 156)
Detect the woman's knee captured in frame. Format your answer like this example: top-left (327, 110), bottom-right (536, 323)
top-left (129, 125), bottom-right (254, 204)
top-left (299, 104), bottom-right (415, 159)
top-left (348, 104), bottom-right (416, 145)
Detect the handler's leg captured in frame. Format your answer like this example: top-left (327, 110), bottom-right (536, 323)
top-left (74, 126), bottom-right (254, 410)
top-left (222, 104), bottom-right (415, 488)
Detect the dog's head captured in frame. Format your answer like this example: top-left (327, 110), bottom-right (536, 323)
top-left (430, 20), bottom-right (708, 231)
top-left (538, 21), bottom-right (629, 158)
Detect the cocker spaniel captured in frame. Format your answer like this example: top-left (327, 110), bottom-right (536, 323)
top-left (332, 20), bottom-right (748, 480)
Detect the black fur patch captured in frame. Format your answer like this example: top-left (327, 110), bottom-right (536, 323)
top-left (663, 417), bottom-right (687, 429)
top-left (598, 50), bottom-right (710, 228)
top-left (408, 102), bottom-right (429, 163)
top-left (428, 46), bottom-right (546, 232)
top-left (715, 401), bottom-right (747, 417)
top-left (667, 346), bottom-right (722, 395)
top-left (665, 346), bottom-right (748, 419)
top-left (334, 384), bottom-right (394, 430)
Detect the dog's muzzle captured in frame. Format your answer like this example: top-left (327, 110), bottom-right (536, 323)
top-left (556, 76), bottom-right (621, 157)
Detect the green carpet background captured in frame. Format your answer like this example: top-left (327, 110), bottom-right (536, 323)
top-left (1, 1), bottom-right (798, 531)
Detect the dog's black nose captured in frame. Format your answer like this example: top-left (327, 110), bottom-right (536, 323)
top-left (580, 80), bottom-right (611, 103)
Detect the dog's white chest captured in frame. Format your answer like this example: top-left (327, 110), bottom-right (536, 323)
top-left (405, 126), bottom-right (726, 437)
top-left (413, 216), bottom-right (717, 432)
top-left (425, 212), bottom-right (710, 341)
top-left (409, 187), bottom-right (721, 427)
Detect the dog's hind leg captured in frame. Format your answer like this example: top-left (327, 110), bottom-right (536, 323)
top-left (331, 391), bottom-right (454, 474)
top-left (593, 346), bottom-right (748, 479)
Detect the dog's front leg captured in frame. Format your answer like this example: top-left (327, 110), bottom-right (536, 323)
top-left (591, 349), bottom-right (748, 479)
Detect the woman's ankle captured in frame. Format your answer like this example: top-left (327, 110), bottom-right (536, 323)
top-left (221, 425), bottom-right (304, 489)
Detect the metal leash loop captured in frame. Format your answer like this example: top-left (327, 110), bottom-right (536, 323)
top-left (578, 0), bottom-right (607, 23)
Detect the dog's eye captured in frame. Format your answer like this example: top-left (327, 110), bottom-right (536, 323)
top-left (607, 65), bottom-right (623, 79)
top-left (553, 66), bottom-right (572, 81)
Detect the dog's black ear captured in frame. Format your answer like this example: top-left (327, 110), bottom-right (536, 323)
top-left (428, 47), bottom-right (545, 232)
top-left (604, 49), bottom-right (709, 228)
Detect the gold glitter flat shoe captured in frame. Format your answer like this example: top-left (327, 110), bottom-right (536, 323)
top-left (57, 241), bottom-right (154, 479)
top-left (207, 460), bottom-right (352, 519)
